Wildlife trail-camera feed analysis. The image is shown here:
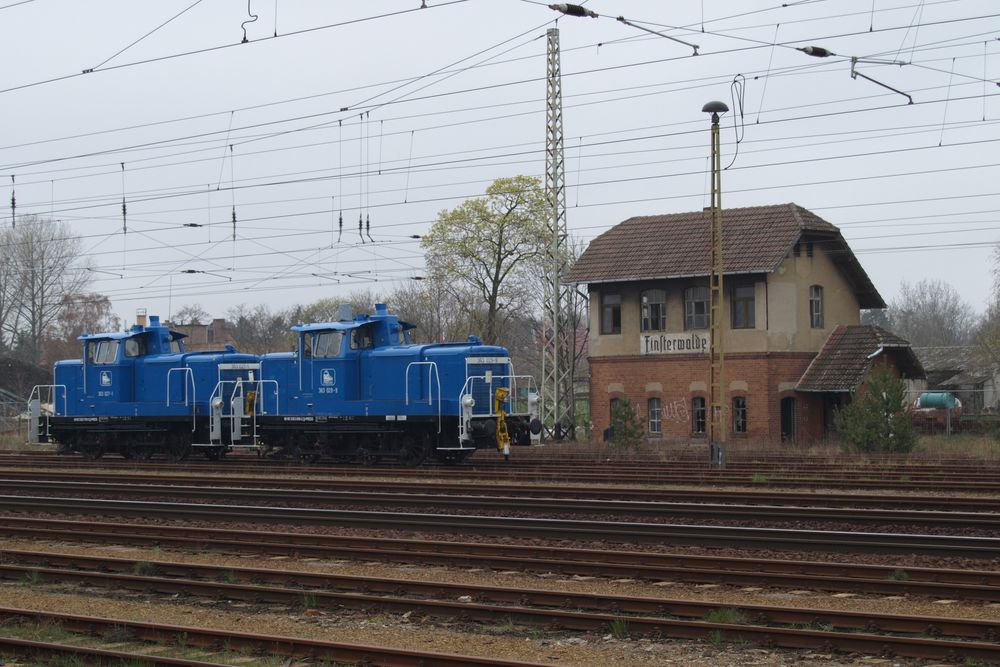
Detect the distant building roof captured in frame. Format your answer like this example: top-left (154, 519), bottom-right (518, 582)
top-left (797, 325), bottom-right (924, 392)
top-left (912, 346), bottom-right (994, 386)
top-left (567, 203), bottom-right (885, 308)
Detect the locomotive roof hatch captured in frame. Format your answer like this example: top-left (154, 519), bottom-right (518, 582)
top-left (291, 303), bottom-right (416, 346)
top-left (76, 313), bottom-right (187, 355)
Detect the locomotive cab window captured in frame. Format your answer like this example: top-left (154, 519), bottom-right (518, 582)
top-left (312, 331), bottom-right (344, 357)
top-left (350, 326), bottom-right (374, 350)
top-left (88, 340), bottom-right (119, 364)
top-left (124, 337), bottom-right (147, 358)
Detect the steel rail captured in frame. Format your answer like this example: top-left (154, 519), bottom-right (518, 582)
top-left (0, 636), bottom-right (227, 666)
top-left (0, 607), bottom-right (544, 667)
top-left (4, 562), bottom-right (1000, 662)
top-left (5, 469), bottom-right (1000, 511)
top-left (5, 516), bottom-right (1000, 594)
top-left (4, 495), bottom-right (1000, 555)
top-left (14, 455), bottom-right (1000, 478)
top-left (6, 458), bottom-right (1000, 490)
top-left (6, 478), bottom-right (1000, 528)
top-left (12, 451), bottom-right (1000, 474)
top-left (1, 517), bottom-right (999, 599)
top-left (4, 548), bottom-right (1000, 640)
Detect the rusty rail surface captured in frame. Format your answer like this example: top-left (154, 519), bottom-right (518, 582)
top-left (4, 468), bottom-right (1000, 511)
top-left (3, 494), bottom-right (1000, 555)
top-left (5, 453), bottom-right (1000, 490)
top-left (2, 516), bottom-right (998, 600)
top-left (3, 560), bottom-right (1000, 662)
top-left (0, 607), bottom-right (544, 666)
top-left (0, 636), bottom-right (227, 666)
top-left (2, 547), bottom-right (998, 639)
top-left (4, 478), bottom-right (1000, 529)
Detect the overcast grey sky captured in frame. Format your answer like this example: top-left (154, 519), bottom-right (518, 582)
top-left (0, 0), bottom-right (997, 323)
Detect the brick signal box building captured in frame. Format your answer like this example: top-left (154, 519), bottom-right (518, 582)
top-left (567, 203), bottom-right (922, 443)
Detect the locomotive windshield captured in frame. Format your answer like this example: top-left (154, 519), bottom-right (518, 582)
top-left (312, 331), bottom-right (343, 357)
top-left (87, 339), bottom-right (119, 364)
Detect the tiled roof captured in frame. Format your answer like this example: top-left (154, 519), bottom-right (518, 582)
top-left (567, 203), bottom-right (885, 308)
top-left (796, 325), bottom-right (924, 392)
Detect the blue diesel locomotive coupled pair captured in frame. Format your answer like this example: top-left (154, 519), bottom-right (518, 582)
top-left (28, 304), bottom-right (541, 465)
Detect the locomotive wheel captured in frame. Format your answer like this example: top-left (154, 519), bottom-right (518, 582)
top-left (356, 446), bottom-right (380, 466)
top-left (165, 434), bottom-right (191, 462)
top-left (203, 447), bottom-right (226, 461)
top-left (398, 434), bottom-right (430, 467)
top-left (433, 449), bottom-right (472, 465)
top-left (80, 444), bottom-right (105, 461)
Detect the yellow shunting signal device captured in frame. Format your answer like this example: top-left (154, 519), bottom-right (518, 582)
top-left (494, 387), bottom-right (511, 461)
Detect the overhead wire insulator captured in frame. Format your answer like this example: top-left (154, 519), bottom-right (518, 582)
top-left (797, 46), bottom-right (836, 57)
top-left (366, 214), bottom-right (374, 243)
top-left (9, 175), bottom-right (14, 228)
top-left (337, 212), bottom-right (343, 244)
top-left (358, 213), bottom-right (364, 244)
top-left (120, 162), bottom-right (127, 235)
top-left (549, 4), bottom-right (597, 18)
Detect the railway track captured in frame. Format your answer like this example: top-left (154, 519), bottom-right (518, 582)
top-left (5, 452), bottom-right (1000, 490)
top-left (4, 551), bottom-right (1000, 663)
top-left (5, 468), bottom-right (1000, 511)
top-left (0, 607), bottom-right (539, 667)
top-left (4, 494), bottom-right (1000, 555)
top-left (2, 516), bottom-right (998, 599)
top-left (5, 477), bottom-right (1000, 530)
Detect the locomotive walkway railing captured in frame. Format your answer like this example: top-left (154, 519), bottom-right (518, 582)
top-left (26, 385), bottom-right (67, 444)
top-left (404, 361), bottom-right (441, 433)
top-left (165, 368), bottom-right (196, 432)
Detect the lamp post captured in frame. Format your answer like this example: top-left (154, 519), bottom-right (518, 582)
top-left (702, 100), bottom-right (728, 468)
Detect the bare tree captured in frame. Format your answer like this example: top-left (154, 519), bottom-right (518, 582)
top-left (887, 279), bottom-right (979, 347)
top-left (7, 216), bottom-right (91, 365)
top-left (975, 244), bottom-right (1000, 372)
top-left (171, 303), bottom-right (211, 325)
top-left (225, 303), bottom-right (289, 354)
top-left (45, 293), bottom-right (121, 364)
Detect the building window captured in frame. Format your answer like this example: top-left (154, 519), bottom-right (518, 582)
top-left (207, 327), bottom-right (215, 343)
top-left (640, 289), bottom-right (666, 331)
top-left (806, 241), bottom-right (814, 257)
top-left (731, 283), bottom-right (755, 329)
top-left (601, 292), bottom-right (621, 335)
top-left (809, 285), bottom-right (824, 328)
top-left (732, 396), bottom-right (747, 433)
top-left (692, 397), bottom-right (706, 434)
top-left (647, 398), bottom-right (662, 434)
top-left (684, 286), bottom-right (709, 330)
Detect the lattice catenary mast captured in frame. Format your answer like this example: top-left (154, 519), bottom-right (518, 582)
top-left (541, 27), bottom-right (573, 440)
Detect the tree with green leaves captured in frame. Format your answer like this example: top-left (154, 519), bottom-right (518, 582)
top-left (610, 397), bottom-right (644, 449)
top-left (834, 365), bottom-right (918, 454)
top-left (421, 175), bottom-right (548, 345)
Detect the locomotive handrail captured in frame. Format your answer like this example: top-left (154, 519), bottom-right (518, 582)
top-left (457, 374), bottom-right (537, 417)
top-left (251, 379), bottom-right (280, 416)
top-left (28, 384), bottom-right (67, 416)
top-left (165, 368), bottom-right (197, 432)
top-left (405, 361), bottom-right (441, 434)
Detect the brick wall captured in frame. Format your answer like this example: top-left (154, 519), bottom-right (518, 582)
top-left (590, 352), bottom-right (816, 444)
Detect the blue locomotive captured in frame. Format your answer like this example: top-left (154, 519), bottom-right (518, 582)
top-left (29, 304), bottom-right (540, 464)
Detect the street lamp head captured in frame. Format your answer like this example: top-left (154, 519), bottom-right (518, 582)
top-left (702, 100), bottom-right (728, 125)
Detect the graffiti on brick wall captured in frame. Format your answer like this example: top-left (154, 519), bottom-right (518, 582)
top-left (661, 399), bottom-right (689, 423)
